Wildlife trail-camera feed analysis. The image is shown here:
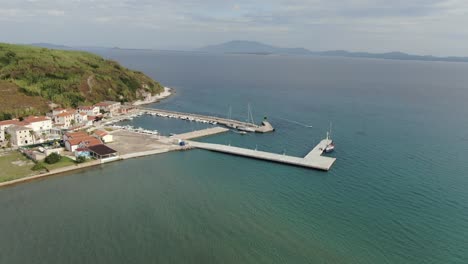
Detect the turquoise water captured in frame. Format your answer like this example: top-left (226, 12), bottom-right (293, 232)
top-left (1, 51), bottom-right (468, 263)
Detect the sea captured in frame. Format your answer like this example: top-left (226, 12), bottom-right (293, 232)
top-left (1, 50), bottom-right (468, 263)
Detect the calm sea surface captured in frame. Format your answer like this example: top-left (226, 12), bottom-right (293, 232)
top-left (1, 50), bottom-right (468, 263)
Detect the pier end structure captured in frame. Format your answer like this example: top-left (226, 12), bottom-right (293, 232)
top-left (138, 107), bottom-right (274, 133)
top-left (187, 138), bottom-right (336, 171)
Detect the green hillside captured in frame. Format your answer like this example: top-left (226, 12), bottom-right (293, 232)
top-left (0, 43), bottom-right (163, 120)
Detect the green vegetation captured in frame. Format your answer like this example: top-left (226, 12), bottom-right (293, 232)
top-left (0, 151), bottom-right (91, 183)
top-left (76, 156), bottom-right (86, 163)
top-left (0, 43), bottom-right (164, 120)
top-left (45, 152), bottom-right (61, 164)
top-left (0, 151), bottom-right (34, 182)
top-left (41, 156), bottom-right (76, 171)
top-left (31, 162), bottom-right (46, 171)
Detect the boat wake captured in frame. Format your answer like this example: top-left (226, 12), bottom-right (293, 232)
top-left (276, 117), bottom-right (313, 128)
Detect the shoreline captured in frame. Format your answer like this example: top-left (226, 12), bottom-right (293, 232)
top-left (132, 87), bottom-right (173, 106)
top-left (0, 160), bottom-right (102, 188)
top-left (0, 87), bottom-right (175, 189)
top-left (0, 148), bottom-right (176, 189)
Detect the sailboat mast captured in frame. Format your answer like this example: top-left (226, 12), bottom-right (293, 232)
top-left (228, 105), bottom-right (232, 120)
top-left (247, 103), bottom-right (255, 125)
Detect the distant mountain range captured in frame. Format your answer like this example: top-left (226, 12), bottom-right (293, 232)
top-left (198, 40), bottom-right (311, 55)
top-left (198, 40), bottom-right (468, 63)
top-left (28, 41), bottom-right (468, 63)
top-left (30, 43), bottom-right (73, 50)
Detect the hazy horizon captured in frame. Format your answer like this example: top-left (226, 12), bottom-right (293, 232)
top-left (1, 1), bottom-right (468, 56)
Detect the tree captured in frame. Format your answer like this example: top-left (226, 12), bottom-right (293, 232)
top-left (31, 162), bottom-right (46, 171)
top-left (45, 152), bottom-right (61, 164)
top-left (70, 119), bottom-right (76, 126)
top-left (29, 130), bottom-right (36, 144)
top-left (76, 156), bottom-right (86, 163)
top-left (5, 51), bottom-right (16, 63)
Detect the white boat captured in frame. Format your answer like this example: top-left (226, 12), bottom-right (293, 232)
top-left (325, 142), bottom-right (335, 153)
top-left (324, 124), bottom-right (335, 153)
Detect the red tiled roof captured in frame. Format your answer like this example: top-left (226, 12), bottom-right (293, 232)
top-left (78, 106), bottom-right (96, 110)
top-left (57, 112), bottom-right (75, 117)
top-left (67, 136), bottom-right (102, 147)
top-left (75, 148), bottom-right (89, 152)
top-left (94, 130), bottom-right (108, 137)
top-left (23, 116), bottom-right (51, 123)
top-left (0, 119), bottom-right (25, 126)
top-left (94, 102), bottom-right (110, 107)
top-left (65, 131), bottom-right (88, 138)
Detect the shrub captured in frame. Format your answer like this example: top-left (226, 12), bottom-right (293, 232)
top-left (45, 152), bottom-right (61, 164)
top-left (31, 162), bottom-right (46, 171)
top-left (76, 156), bottom-right (86, 163)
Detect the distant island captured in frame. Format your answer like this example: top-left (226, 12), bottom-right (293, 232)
top-left (0, 43), bottom-right (164, 120)
top-left (198, 40), bottom-right (468, 63)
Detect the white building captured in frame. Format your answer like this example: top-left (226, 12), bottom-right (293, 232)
top-left (0, 119), bottom-right (24, 132)
top-left (74, 112), bottom-right (88, 124)
top-left (0, 119), bottom-right (25, 144)
top-left (93, 130), bottom-right (113, 143)
top-left (52, 108), bottom-right (67, 116)
top-left (23, 116), bottom-right (53, 132)
top-left (94, 101), bottom-right (121, 115)
top-left (6, 125), bottom-right (34, 147)
top-left (65, 136), bottom-right (102, 152)
top-left (55, 112), bottom-right (75, 129)
top-left (77, 106), bottom-right (100, 116)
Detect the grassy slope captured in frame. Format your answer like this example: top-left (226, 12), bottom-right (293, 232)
top-left (41, 156), bottom-right (76, 171)
top-left (0, 43), bottom-right (163, 119)
top-left (0, 151), bottom-right (35, 182)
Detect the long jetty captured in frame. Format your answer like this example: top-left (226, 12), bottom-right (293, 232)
top-left (138, 107), bottom-right (274, 133)
top-left (186, 138), bottom-right (336, 171)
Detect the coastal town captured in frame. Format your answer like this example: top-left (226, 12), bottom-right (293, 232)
top-left (0, 85), bottom-right (336, 187)
top-left (0, 101), bottom-right (131, 162)
top-left (0, 87), bottom-right (178, 185)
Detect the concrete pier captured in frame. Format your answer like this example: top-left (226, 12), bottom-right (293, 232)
top-left (171, 127), bottom-right (230, 140)
top-left (138, 107), bottom-right (274, 133)
top-left (187, 139), bottom-right (336, 171)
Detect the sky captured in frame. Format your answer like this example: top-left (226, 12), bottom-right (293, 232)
top-left (1, 0), bottom-right (468, 56)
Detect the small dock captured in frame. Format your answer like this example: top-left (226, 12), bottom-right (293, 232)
top-left (138, 107), bottom-right (274, 133)
top-left (171, 127), bottom-right (229, 140)
top-left (187, 139), bottom-right (336, 171)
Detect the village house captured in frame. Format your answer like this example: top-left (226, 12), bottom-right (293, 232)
top-left (75, 148), bottom-right (91, 159)
top-left (55, 111), bottom-right (76, 129)
top-left (74, 112), bottom-right (88, 125)
top-left (94, 101), bottom-right (121, 116)
top-left (93, 130), bottom-right (113, 143)
top-left (6, 125), bottom-right (34, 147)
top-left (63, 131), bottom-right (102, 152)
top-left (23, 116), bottom-right (53, 132)
top-left (0, 119), bottom-right (26, 145)
top-left (118, 105), bottom-right (136, 115)
top-left (52, 108), bottom-right (67, 116)
top-left (87, 144), bottom-right (118, 160)
top-left (65, 136), bottom-right (102, 152)
top-left (63, 131), bottom-right (88, 142)
top-left (77, 106), bottom-right (100, 116)
top-left (0, 119), bottom-right (25, 131)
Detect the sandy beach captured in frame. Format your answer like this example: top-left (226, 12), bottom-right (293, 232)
top-left (133, 87), bottom-right (173, 106)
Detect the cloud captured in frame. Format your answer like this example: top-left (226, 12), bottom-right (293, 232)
top-left (0, 0), bottom-right (468, 55)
